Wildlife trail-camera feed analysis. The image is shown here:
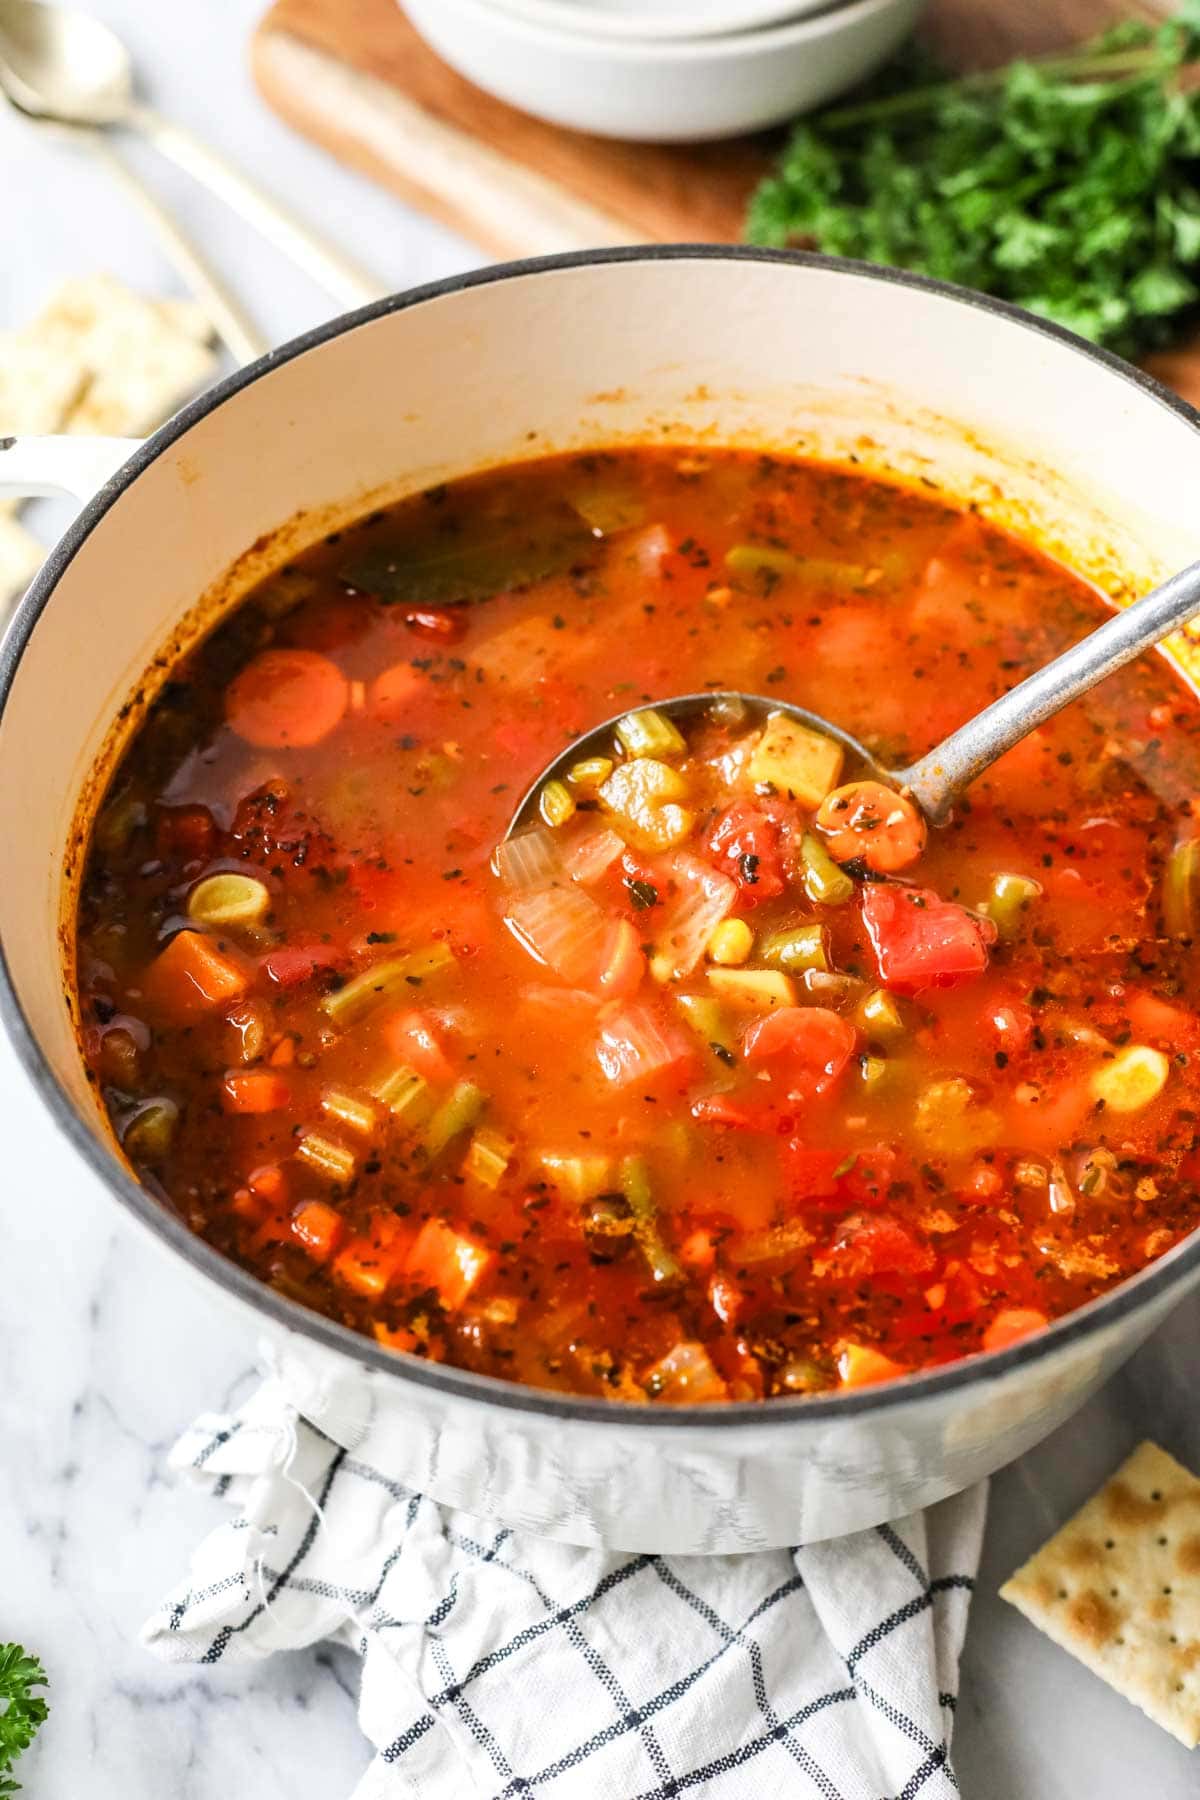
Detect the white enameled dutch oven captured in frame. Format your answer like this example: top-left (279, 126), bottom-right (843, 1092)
top-left (4, 249), bottom-right (1200, 1554)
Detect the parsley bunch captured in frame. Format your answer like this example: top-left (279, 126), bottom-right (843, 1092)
top-left (747, 4), bottom-right (1200, 356)
top-left (0, 1645), bottom-right (48, 1795)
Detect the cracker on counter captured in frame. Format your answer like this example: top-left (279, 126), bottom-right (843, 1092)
top-left (0, 332), bottom-right (89, 439)
top-left (30, 274), bottom-right (217, 436)
top-left (0, 510), bottom-right (45, 603)
top-left (1001, 1440), bottom-right (1200, 1748)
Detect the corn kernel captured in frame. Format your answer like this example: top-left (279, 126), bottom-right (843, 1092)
top-left (539, 780), bottom-right (576, 828)
top-left (1090, 1044), bottom-right (1169, 1113)
top-left (706, 918), bottom-right (753, 965)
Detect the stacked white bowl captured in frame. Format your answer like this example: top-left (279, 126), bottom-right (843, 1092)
top-left (399, 0), bottom-right (927, 143)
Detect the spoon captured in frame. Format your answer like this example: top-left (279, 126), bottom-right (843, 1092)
top-left (509, 555), bottom-right (1200, 837)
top-left (0, 0), bottom-right (384, 313)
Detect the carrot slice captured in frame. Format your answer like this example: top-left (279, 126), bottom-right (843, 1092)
top-left (982, 1307), bottom-right (1048, 1353)
top-left (837, 1342), bottom-right (908, 1388)
top-left (815, 781), bottom-right (926, 874)
top-left (404, 1218), bottom-right (492, 1309)
top-left (146, 930), bottom-right (248, 1016)
top-left (225, 648), bottom-right (349, 748)
top-left (291, 1199), bottom-right (346, 1264)
top-left (221, 1070), bottom-right (291, 1114)
top-left (370, 661), bottom-right (425, 720)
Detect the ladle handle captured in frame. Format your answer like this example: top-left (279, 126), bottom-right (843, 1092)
top-left (901, 557), bottom-right (1200, 822)
top-left (130, 103), bottom-right (387, 311)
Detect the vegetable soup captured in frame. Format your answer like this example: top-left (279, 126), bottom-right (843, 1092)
top-left (74, 448), bottom-right (1200, 1402)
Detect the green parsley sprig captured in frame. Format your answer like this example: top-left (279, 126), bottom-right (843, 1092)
top-left (0, 1645), bottom-right (49, 1795)
top-left (747, 4), bottom-right (1200, 357)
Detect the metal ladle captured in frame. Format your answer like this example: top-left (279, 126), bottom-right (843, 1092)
top-left (0, 0), bottom-right (383, 360)
top-left (510, 556), bottom-right (1200, 836)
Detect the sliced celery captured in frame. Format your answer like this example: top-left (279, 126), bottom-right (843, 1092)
top-left (539, 779), bottom-right (577, 828)
top-left (1163, 837), bottom-right (1200, 939)
top-left (464, 1126), bottom-right (514, 1189)
top-left (423, 1081), bottom-right (486, 1158)
top-left (296, 1130), bottom-right (357, 1186)
top-left (983, 871), bottom-right (1043, 940)
top-left (321, 1088), bottom-right (378, 1137)
top-left (615, 708), bottom-right (687, 760)
top-left (566, 756), bottom-right (614, 791)
top-left (321, 943), bottom-right (455, 1027)
top-left (726, 544), bottom-right (904, 591)
top-left (620, 1154), bottom-right (682, 1286)
top-left (760, 923), bottom-right (830, 976)
top-left (369, 1063), bottom-right (432, 1124)
top-left (799, 834), bottom-right (854, 906)
top-left (540, 1153), bottom-right (614, 1202)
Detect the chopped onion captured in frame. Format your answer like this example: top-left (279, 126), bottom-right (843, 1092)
top-left (506, 886), bottom-right (608, 987)
top-left (649, 852), bottom-right (738, 982)
top-left (493, 827), bottom-right (563, 892)
top-left (597, 1003), bottom-right (691, 1085)
top-left (562, 828), bottom-right (625, 886)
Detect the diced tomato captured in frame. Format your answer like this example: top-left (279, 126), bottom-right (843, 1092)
top-left (248, 1163), bottom-right (287, 1204)
top-left (841, 1145), bottom-right (900, 1208)
top-left (155, 803), bottom-right (217, 863)
top-left (1126, 991), bottom-right (1200, 1051)
top-left (987, 999), bottom-right (1033, 1056)
top-left (982, 1307), bottom-right (1048, 1352)
top-left (261, 943), bottom-right (343, 989)
top-left (826, 1213), bottom-right (935, 1278)
top-left (691, 1093), bottom-right (794, 1133)
top-left (782, 1144), bottom-right (842, 1203)
top-left (837, 1342), bottom-right (908, 1388)
top-left (383, 1010), bottom-right (456, 1084)
top-left (706, 802), bottom-right (787, 906)
top-left (742, 1006), bottom-right (857, 1101)
top-left (680, 1228), bottom-right (718, 1270)
top-left (404, 1218), bottom-right (493, 1309)
top-left (861, 884), bottom-right (996, 995)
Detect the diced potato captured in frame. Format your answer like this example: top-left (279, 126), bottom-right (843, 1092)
top-left (540, 1153), bottom-right (614, 1202)
top-left (599, 758), bottom-right (693, 851)
top-left (1091, 1044), bottom-right (1169, 1113)
top-left (859, 988), bottom-right (905, 1038)
top-left (747, 713), bottom-right (844, 806)
top-left (706, 967), bottom-right (796, 1011)
top-left (914, 1077), bottom-right (1000, 1154)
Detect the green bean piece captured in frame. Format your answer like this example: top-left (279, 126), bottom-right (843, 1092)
top-left (619, 1155), bottom-right (683, 1286)
top-left (799, 834), bottom-right (855, 906)
top-left (760, 923), bottom-right (831, 975)
top-left (983, 871), bottom-right (1043, 939)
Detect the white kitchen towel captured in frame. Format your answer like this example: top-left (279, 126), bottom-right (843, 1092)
top-left (143, 1375), bottom-right (987, 1800)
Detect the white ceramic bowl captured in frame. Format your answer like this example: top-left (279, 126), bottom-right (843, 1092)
top-left (400, 0), bottom-right (925, 142)
top-left (5, 251), bottom-right (1200, 1552)
top-left (488, 0), bottom-right (841, 43)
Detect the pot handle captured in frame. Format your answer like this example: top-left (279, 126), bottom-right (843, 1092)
top-left (0, 434), bottom-right (143, 504)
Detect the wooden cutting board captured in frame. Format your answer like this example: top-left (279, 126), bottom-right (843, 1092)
top-left (250, 0), bottom-right (1199, 399)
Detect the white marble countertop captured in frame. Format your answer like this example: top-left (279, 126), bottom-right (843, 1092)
top-left (2, 4), bottom-right (1199, 1793)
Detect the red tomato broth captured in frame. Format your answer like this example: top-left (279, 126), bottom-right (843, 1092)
top-left (73, 448), bottom-right (1200, 1403)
